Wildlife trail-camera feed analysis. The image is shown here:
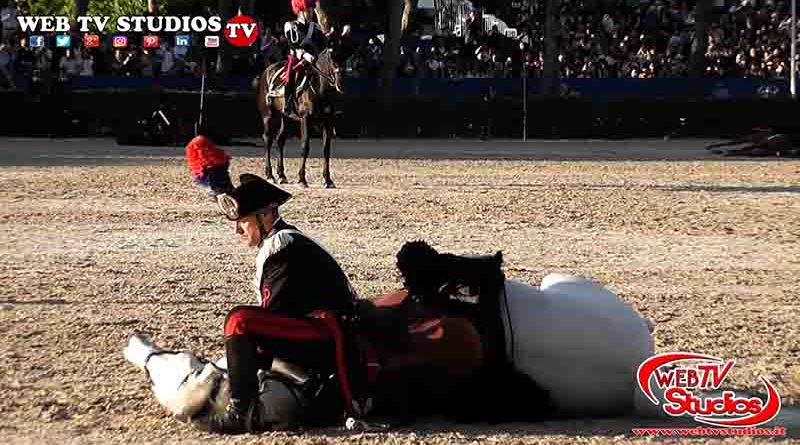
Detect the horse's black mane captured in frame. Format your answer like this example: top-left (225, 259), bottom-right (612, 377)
top-left (395, 240), bottom-right (505, 315)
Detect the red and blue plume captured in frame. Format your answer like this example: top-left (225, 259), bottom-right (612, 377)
top-left (185, 135), bottom-right (234, 197)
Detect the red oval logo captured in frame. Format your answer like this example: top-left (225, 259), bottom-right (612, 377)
top-left (224, 15), bottom-right (259, 47)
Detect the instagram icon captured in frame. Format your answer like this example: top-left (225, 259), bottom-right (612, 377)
top-left (112, 35), bottom-right (128, 48)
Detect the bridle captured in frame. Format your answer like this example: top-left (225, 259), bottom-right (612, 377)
top-left (311, 50), bottom-right (343, 93)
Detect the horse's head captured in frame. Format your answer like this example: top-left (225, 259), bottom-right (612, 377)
top-left (396, 240), bottom-right (505, 310)
top-left (316, 48), bottom-right (344, 94)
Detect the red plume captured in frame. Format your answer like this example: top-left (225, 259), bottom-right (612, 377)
top-left (185, 136), bottom-right (234, 196)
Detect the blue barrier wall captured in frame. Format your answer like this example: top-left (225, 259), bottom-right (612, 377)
top-left (73, 76), bottom-right (792, 100)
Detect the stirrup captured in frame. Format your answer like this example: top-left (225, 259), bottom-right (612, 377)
top-left (344, 416), bottom-right (390, 432)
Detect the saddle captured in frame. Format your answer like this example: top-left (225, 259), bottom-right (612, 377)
top-left (266, 63), bottom-right (311, 99)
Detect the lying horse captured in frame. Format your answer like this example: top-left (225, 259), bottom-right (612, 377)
top-left (124, 243), bottom-right (662, 432)
top-left (394, 241), bottom-right (662, 419)
top-left (706, 129), bottom-right (800, 157)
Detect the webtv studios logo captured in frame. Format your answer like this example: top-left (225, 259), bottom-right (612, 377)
top-left (637, 352), bottom-right (782, 428)
top-left (16, 14), bottom-right (259, 47)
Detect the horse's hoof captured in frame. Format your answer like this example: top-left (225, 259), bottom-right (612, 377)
top-left (324, 182), bottom-right (336, 189)
top-left (266, 176), bottom-right (277, 183)
top-left (278, 177), bottom-right (289, 184)
top-left (298, 181), bottom-right (309, 188)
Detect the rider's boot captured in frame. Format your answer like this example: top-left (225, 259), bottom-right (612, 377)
top-left (283, 54), bottom-right (298, 117)
top-left (208, 334), bottom-right (260, 434)
top-left (206, 398), bottom-right (254, 434)
top-left (284, 81), bottom-right (297, 117)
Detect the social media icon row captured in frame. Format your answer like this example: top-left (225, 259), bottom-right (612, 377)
top-left (27, 35), bottom-right (198, 48)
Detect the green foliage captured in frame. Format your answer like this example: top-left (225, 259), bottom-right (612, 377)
top-left (24, 0), bottom-right (73, 16)
top-left (87, 0), bottom-right (147, 31)
top-left (160, 0), bottom-right (218, 16)
top-left (22, 0), bottom-right (149, 30)
top-left (21, 0), bottom-right (221, 31)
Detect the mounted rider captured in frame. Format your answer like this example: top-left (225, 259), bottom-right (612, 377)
top-left (282, 0), bottom-right (328, 116)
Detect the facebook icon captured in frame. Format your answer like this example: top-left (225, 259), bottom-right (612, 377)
top-left (175, 35), bottom-right (191, 47)
top-left (29, 35), bottom-right (45, 48)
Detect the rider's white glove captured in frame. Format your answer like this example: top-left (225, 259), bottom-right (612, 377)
top-left (302, 52), bottom-right (315, 64)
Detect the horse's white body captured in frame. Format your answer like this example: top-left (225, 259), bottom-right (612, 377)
top-left (500, 273), bottom-right (661, 417)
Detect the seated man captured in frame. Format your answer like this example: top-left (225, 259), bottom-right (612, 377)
top-left (282, 0), bottom-right (328, 116)
top-left (186, 136), bottom-right (363, 433)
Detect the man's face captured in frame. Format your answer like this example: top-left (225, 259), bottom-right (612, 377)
top-left (235, 214), bottom-right (264, 247)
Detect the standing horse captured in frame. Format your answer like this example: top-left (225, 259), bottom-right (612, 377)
top-left (256, 48), bottom-right (344, 188)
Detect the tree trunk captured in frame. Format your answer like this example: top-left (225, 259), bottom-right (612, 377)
top-left (148, 0), bottom-right (158, 14)
top-left (690, 0), bottom-right (712, 78)
top-left (402, 0), bottom-right (418, 32)
top-left (541, 0), bottom-right (561, 96)
top-left (381, 0), bottom-right (404, 102)
top-left (74, 0), bottom-right (89, 17)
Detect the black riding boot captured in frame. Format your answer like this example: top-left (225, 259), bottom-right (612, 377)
top-left (284, 76), bottom-right (297, 117)
top-left (207, 335), bottom-right (262, 434)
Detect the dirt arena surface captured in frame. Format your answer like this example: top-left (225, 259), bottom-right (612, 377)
top-left (1, 138), bottom-right (799, 444)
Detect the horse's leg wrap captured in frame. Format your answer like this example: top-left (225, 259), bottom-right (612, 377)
top-left (124, 334), bottom-right (223, 421)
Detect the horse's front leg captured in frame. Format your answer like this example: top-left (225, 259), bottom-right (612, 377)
top-left (276, 115), bottom-right (289, 184)
top-left (124, 333), bottom-right (223, 421)
top-left (263, 114), bottom-right (276, 182)
top-left (298, 117), bottom-right (310, 187)
top-left (322, 120), bottom-right (335, 188)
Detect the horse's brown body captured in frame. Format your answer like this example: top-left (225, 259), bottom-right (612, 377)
top-left (359, 289), bottom-right (484, 421)
top-left (256, 50), bottom-right (342, 188)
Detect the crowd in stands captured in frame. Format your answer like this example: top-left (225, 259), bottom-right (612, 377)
top-left (0, 0), bottom-right (798, 91)
top-left (340, 0), bottom-right (798, 79)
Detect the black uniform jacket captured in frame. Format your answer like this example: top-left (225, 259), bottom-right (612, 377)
top-left (285, 19), bottom-right (327, 56)
top-left (255, 218), bottom-right (356, 317)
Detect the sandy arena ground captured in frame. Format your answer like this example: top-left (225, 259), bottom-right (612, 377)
top-left (1, 138), bottom-right (799, 444)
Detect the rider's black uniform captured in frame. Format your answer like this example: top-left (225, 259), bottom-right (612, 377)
top-left (282, 18), bottom-right (328, 114)
top-left (256, 218), bottom-right (356, 316)
top-left (284, 19), bottom-right (328, 57)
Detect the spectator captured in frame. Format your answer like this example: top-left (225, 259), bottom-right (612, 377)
top-left (0, 41), bottom-right (15, 89)
top-left (79, 49), bottom-right (93, 77)
top-left (58, 48), bottom-right (80, 82)
top-left (159, 41), bottom-right (175, 76)
top-left (1, 0), bottom-right (17, 42)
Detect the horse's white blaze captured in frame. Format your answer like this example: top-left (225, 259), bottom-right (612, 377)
top-left (501, 274), bottom-right (658, 417)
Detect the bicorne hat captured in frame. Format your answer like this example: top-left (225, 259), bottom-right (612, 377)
top-left (217, 174), bottom-right (292, 221)
top-left (185, 135), bottom-right (291, 220)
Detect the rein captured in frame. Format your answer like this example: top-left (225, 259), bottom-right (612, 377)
top-left (311, 52), bottom-right (341, 91)
top-left (311, 64), bottom-right (338, 89)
